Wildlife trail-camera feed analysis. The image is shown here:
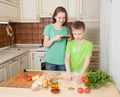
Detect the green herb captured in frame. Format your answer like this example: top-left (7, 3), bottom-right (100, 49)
top-left (84, 69), bottom-right (112, 89)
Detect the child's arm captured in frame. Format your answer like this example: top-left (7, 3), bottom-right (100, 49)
top-left (65, 54), bottom-right (70, 73)
top-left (43, 35), bottom-right (62, 48)
top-left (80, 56), bottom-right (91, 75)
top-left (74, 56), bottom-right (91, 84)
top-left (65, 53), bottom-right (71, 80)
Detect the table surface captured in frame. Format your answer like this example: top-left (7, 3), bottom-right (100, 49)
top-left (0, 70), bottom-right (120, 97)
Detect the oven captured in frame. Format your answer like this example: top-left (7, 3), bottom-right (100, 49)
top-left (30, 48), bottom-right (47, 70)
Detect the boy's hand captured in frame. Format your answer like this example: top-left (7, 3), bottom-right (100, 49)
top-left (65, 72), bottom-right (72, 81)
top-left (74, 74), bottom-right (82, 85)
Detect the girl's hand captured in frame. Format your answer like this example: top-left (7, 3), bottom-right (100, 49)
top-left (53, 35), bottom-right (62, 41)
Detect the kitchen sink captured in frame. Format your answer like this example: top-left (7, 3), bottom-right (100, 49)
top-left (4, 48), bottom-right (20, 50)
top-left (2, 47), bottom-right (29, 52)
top-left (3, 48), bottom-right (23, 51)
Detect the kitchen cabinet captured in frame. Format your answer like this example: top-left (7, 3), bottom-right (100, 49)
top-left (5, 52), bottom-right (29, 80)
top-left (9, 0), bottom-right (19, 5)
top-left (0, 63), bottom-right (7, 83)
top-left (0, 0), bottom-right (19, 5)
top-left (7, 57), bottom-right (19, 79)
top-left (0, 49), bottom-right (30, 83)
top-left (66, 0), bottom-right (100, 21)
top-left (39, 0), bottom-right (65, 17)
top-left (20, 0), bottom-right (39, 22)
top-left (79, 0), bottom-right (100, 21)
top-left (65, 0), bottom-right (79, 22)
top-left (0, 0), bottom-right (19, 6)
top-left (19, 52), bottom-right (29, 71)
top-left (39, 0), bottom-right (100, 21)
top-left (0, 0), bottom-right (20, 22)
top-left (29, 52), bottom-right (35, 69)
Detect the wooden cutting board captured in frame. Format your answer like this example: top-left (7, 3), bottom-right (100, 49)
top-left (0, 71), bottom-right (43, 88)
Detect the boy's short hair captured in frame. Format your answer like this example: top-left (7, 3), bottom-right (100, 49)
top-left (72, 21), bottom-right (85, 31)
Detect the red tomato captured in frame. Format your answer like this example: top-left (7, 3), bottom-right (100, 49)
top-left (85, 88), bottom-right (90, 93)
top-left (18, 77), bottom-right (25, 82)
top-left (28, 73), bottom-right (32, 77)
top-left (82, 76), bottom-right (89, 84)
top-left (77, 87), bottom-right (83, 94)
top-left (27, 76), bottom-right (32, 81)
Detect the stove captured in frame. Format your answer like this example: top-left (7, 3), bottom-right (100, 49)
top-left (29, 47), bottom-right (47, 70)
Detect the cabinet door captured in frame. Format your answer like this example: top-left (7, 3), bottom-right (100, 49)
top-left (65, 0), bottom-right (79, 22)
top-left (20, 52), bottom-right (29, 70)
top-left (29, 52), bottom-right (35, 69)
top-left (10, 0), bottom-right (19, 5)
top-left (39, 0), bottom-right (65, 17)
top-left (0, 64), bottom-right (6, 83)
top-left (8, 58), bottom-right (19, 78)
top-left (20, 0), bottom-right (39, 22)
top-left (0, 0), bottom-right (19, 6)
top-left (0, 1), bottom-right (20, 22)
top-left (80, 0), bottom-right (100, 21)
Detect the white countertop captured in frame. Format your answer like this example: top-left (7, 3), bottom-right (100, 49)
top-left (0, 44), bottom-right (47, 64)
top-left (0, 83), bottom-right (120, 97)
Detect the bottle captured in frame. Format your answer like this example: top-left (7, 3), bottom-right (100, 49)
top-left (51, 78), bottom-right (59, 89)
top-left (42, 78), bottom-right (48, 89)
top-left (23, 69), bottom-right (28, 80)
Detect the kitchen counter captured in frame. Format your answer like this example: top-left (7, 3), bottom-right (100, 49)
top-left (0, 70), bottom-right (120, 97)
top-left (0, 70), bottom-right (44, 88)
top-left (0, 45), bottom-right (43, 64)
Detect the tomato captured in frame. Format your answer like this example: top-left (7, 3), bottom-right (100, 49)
top-left (27, 76), bottom-right (32, 81)
top-left (82, 76), bottom-right (89, 84)
top-left (18, 77), bottom-right (25, 82)
top-left (77, 87), bottom-right (83, 94)
top-left (85, 88), bottom-right (90, 93)
top-left (28, 73), bottom-right (32, 77)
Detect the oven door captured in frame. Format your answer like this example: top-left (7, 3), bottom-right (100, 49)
top-left (34, 52), bottom-right (46, 70)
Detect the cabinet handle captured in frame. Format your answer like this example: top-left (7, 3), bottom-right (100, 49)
top-left (32, 53), bottom-right (34, 60)
top-left (37, 14), bottom-right (39, 20)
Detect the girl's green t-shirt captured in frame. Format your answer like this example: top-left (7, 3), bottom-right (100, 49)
top-left (44, 24), bottom-right (69, 65)
top-left (66, 39), bottom-right (93, 72)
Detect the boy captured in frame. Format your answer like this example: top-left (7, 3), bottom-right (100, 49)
top-left (65, 21), bottom-right (93, 84)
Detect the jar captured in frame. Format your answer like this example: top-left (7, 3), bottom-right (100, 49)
top-left (42, 78), bottom-right (48, 88)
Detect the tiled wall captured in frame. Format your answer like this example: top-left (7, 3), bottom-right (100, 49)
top-left (0, 18), bottom-right (99, 48)
top-left (0, 24), bottom-right (10, 48)
top-left (0, 18), bottom-right (72, 48)
top-left (14, 18), bottom-right (54, 44)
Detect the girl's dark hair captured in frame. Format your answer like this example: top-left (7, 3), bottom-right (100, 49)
top-left (52, 6), bottom-right (68, 26)
top-left (72, 21), bottom-right (86, 30)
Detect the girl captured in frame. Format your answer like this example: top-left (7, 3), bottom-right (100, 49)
top-left (43, 6), bottom-right (70, 71)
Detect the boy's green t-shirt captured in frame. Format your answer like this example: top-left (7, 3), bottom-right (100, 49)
top-left (44, 24), bottom-right (69, 65)
top-left (66, 39), bottom-right (93, 73)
